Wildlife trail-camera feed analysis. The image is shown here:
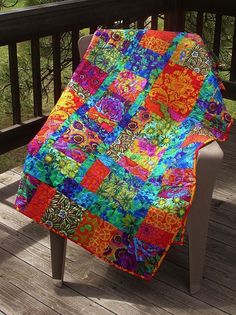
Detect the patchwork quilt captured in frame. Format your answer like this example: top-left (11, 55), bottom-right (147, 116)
top-left (15, 29), bottom-right (233, 280)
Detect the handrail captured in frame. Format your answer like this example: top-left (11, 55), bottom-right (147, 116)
top-left (0, 0), bottom-right (170, 45)
top-left (1, 0), bottom-right (235, 46)
top-left (178, 0), bottom-right (236, 16)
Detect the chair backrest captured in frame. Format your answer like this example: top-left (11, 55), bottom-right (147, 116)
top-left (78, 35), bottom-right (93, 59)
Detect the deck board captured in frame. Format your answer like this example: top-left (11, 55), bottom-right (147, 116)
top-left (0, 123), bottom-right (235, 315)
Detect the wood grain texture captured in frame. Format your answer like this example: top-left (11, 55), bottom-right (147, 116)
top-left (0, 248), bottom-right (114, 315)
top-left (0, 278), bottom-right (59, 315)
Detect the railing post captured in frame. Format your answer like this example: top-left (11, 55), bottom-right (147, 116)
top-left (72, 29), bottom-right (80, 72)
top-left (151, 15), bottom-right (158, 30)
top-left (164, 10), bottom-right (185, 32)
top-left (52, 33), bottom-right (62, 104)
top-left (230, 18), bottom-right (236, 81)
top-left (213, 14), bottom-right (222, 57)
top-left (196, 11), bottom-right (204, 36)
top-left (8, 43), bottom-right (21, 125)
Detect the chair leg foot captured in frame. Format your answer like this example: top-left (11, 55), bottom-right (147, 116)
top-left (190, 284), bottom-right (201, 295)
top-left (50, 230), bottom-right (67, 287)
top-left (53, 279), bottom-right (63, 288)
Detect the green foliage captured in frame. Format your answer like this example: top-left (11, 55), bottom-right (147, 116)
top-left (185, 12), bottom-right (236, 119)
top-left (0, 146), bottom-right (27, 174)
top-left (185, 12), bottom-right (235, 80)
top-left (0, 0), bottom-right (53, 11)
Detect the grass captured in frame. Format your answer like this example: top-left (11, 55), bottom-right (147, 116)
top-left (224, 99), bottom-right (236, 118)
top-left (0, 146), bottom-right (27, 174)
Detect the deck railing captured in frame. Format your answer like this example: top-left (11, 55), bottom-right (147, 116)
top-left (0, 0), bottom-right (236, 154)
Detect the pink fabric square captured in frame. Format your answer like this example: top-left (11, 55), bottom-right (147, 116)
top-left (72, 59), bottom-right (108, 95)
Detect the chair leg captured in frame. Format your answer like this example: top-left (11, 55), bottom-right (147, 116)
top-left (50, 230), bottom-right (67, 288)
top-left (187, 141), bottom-right (223, 294)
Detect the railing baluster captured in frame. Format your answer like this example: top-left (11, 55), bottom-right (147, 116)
top-left (164, 12), bottom-right (171, 31)
top-left (164, 11), bottom-right (185, 32)
top-left (196, 11), bottom-right (204, 36)
top-left (105, 21), bottom-right (115, 28)
top-left (72, 29), bottom-right (80, 72)
top-left (52, 34), bottom-right (61, 104)
top-left (151, 15), bottom-right (158, 30)
top-left (213, 14), bottom-right (222, 57)
top-left (31, 38), bottom-right (42, 117)
top-left (8, 43), bottom-right (21, 125)
top-left (230, 18), bottom-right (236, 81)
top-left (137, 17), bottom-right (145, 29)
top-left (90, 26), bottom-right (97, 34)
top-left (222, 80), bottom-right (236, 100)
top-left (123, 18), bottom-right (130, 28)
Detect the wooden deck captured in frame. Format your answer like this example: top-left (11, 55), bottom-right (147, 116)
top-left (0, 123), bottom-right (235, 315)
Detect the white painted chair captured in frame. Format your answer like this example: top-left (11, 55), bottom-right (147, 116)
top-left (50, 35), bottom-right (224, 294)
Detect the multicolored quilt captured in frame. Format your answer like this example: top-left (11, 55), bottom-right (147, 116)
top-left (15, 29), bottom-right (233, 280)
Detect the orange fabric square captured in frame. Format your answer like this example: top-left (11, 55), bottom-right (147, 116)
top-left (72, 211), bottom-right (117, 256)
top-left (151, 30), bottom-right (177, 43)
top-left (145, 206), bottom-right (182, 234)
top-left (80, 159), bottom-right (110, 192)
top-left (148, 62), bottom-right (205, 117)
top-left (86, 220), bottom-right (117, 256)
top-left (23, 183), bottom-right (56, 222)
top-left (144, 96), bottom-right (164, 118)
top-left (140, 30), bottom-right (177, 55)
